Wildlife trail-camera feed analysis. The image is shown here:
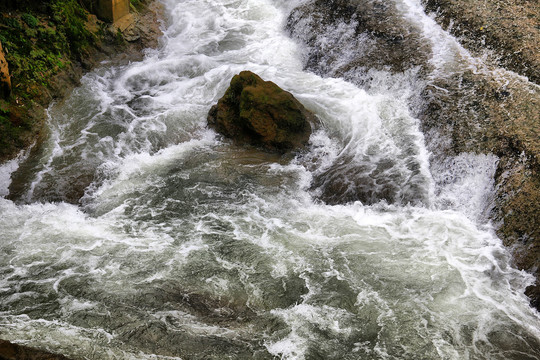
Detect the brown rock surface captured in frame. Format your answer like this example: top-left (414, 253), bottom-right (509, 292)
top-left (417, 6), bottom-right (540, 309)
top-left (208, 71), bottom-right (315, 153)
top-left (0, 42), bottom-right (11, 99)
top-left (422, 0), bottom-right (540, 84)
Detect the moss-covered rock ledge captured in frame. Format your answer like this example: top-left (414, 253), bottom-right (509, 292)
top-left (0, 0), bottom-right (163, 163)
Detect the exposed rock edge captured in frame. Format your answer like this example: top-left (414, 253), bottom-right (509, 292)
top-left (0, 339), bottom-right (72, 360)
top-left (421, 0), bottom-right (540, 311)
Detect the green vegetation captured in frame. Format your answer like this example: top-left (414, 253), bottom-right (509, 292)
top-left (21, 13), bottom-right (38, 28)
top-left (0, 0), bottom-right (95, 92)
top-left (0, 0), bottom-right (102, 160)
top-left (0, 0), bottom-right (151, 160)
top-left (0, 100), bottom-right (33, 159)
top-left (130, 0), bottom-right (143, 11)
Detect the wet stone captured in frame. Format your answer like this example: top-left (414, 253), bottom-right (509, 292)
top-left (207, 71), bottom-right (316, 153)
top-left (286, 0), bottom-right (431, 79)
top-left (0, 340), bottom-right (72, 360)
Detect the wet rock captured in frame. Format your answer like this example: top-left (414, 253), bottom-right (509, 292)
top-left (0, 42), bottom-right (11, 99)
top-left (285, 0), bottom-right (540, 310)
top-left (422, 0), bottom-right (540, 84)
top-left (286, 0), bottom-right (431, 79)
top-left (0, 339), bottom-right (71, 360)
top-left (310, 153), bottom-right (425, 206)
top-left (418, 0), bottom-right (540, 309)
top-left (208, 71), bottom-right (316, 153)
top-left (420, 68), bottom-right (540, 310)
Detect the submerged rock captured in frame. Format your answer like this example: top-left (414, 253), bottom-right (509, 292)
top-left (208, 71), bottom-right (315, 153)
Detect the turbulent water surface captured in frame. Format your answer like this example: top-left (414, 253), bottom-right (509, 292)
top-left (1, 0), bottom-right (539, 359)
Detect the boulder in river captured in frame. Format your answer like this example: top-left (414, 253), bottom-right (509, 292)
top-left (208, 71), bottom-right (316, 153)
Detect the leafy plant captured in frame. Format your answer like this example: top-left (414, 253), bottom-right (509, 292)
top-left (51, 0), bottom-right (95, 54)
top-left (4, 17), bottom-right (22, 30)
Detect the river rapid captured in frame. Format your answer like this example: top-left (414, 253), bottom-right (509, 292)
top-left (1, 0), bottom-right (539, 359)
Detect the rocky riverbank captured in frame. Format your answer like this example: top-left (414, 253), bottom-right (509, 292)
top-left (422, 0), bottom-right (540, 85)
top-left (421, 0), bottom-right (540, 310)
top-left (0, 0), bottom-right (163, 163)
top-left (0, 1), bottom-right (163, 358)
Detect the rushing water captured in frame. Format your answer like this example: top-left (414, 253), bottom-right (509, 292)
top-left (1, 0), bottom-right (539, 359)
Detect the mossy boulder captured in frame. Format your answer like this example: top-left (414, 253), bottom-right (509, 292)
top-left (208, 71), bottom-right (315, 153)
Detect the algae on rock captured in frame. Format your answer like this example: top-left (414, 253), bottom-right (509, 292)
top-left (208, 71), bottom-right (316, 153)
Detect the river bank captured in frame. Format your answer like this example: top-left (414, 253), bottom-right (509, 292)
top-left (0, 1), bottom-right (162, 358)
top-left (0, 0), bottom-right (163, 163)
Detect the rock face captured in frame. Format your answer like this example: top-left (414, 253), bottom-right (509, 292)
top-left (418, 1), bottom-right (540, 310)
top-left (286, 0), bottom-right (540, 310)
top-left (286, 0), bottom-right (430, 79)
top-left (421, 69), bottom-right (540, 308)
top-left (0, 42), bottom-right (11, 99)
top-left (0, 339), bottom-right (72, 360)
top-left (208, 71), bottom-right (315, 153)
top-left (422, 0), bottom-right (540, 84)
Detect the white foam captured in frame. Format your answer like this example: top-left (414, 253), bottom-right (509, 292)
top-left (431, 153), bottom-right (499, 222)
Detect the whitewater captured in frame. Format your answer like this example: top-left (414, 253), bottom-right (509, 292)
top-left (0, 0), bottom-right (539, 359)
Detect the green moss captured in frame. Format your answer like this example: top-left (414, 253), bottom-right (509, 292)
top-left (0, 0), bottom-right (104, 160)
top-left (209, 71), bottom-right (313, 152)
top-left (21, 13), bottom-right (38, 28)
top-left (3, 17), bottom-right (22, 30)
top-left (51, 0), bottom-right (95, 54)
top-left (0, 108), bottom-right (32, 158)
top-left (0, 0), bottom-right (96, 92)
